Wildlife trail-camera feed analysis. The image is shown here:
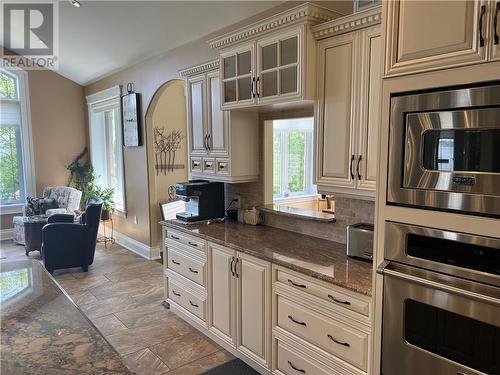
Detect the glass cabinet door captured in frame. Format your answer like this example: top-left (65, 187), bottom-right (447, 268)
top-left (257, 33), bottom-right (299, 100)
top-left (221, 46), bottom-right (254, 107)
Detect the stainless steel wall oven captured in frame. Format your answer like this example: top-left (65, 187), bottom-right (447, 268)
top-left (379, 222), bottom-right (500, 375)
top-left (388, 82), bottom-right (500, 217)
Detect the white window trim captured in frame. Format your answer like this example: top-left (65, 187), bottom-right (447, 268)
top-left (0, 67), bottom-right (36, 211)
top-left (86, 85), bottom-right (127, 215)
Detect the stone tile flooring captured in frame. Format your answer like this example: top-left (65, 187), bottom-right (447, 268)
top-left (0, 240), bottom-right (233, 374)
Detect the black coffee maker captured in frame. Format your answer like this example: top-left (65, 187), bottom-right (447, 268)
top-left (175, 180), bottom-right (225, 222)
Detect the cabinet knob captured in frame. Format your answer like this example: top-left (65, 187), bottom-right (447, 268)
top-left (288, 361), bottom-right (306, 373)
top-left (479, 5), bottom-right (486, 47)
top-left (356, 155), bottom-right (362, 180)
top-left (327, 334), bottom-right (350, 347)
top-left (494, 2), bottom-right (500, 45)
top-left (288, 315), bottom-right (307, 326)
top-left (349, 154), bottom-right (355, 180)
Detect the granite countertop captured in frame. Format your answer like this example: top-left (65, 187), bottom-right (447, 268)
top-left (0, 259), bottom-right (132, 375)
top-left (161, 220), bottom-right (372, 296)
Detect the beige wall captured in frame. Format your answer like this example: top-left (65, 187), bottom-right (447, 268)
top-left (28, 70), bottom-right (87, 195)
top-left (148, 79), bottom-right (188, 245)
top-left (1, 69), bottom-right (86, 230)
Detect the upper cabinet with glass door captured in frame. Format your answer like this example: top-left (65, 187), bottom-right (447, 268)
top-left (210, 3), bottom-right (345, 110)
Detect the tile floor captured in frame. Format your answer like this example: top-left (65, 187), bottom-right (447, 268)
top-left (0, 240), bottom-right (234, 375)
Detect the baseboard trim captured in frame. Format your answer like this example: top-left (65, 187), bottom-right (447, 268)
top-left (0, 228), bottom-right (13, 241)
top-left (98, 227), bottom-right (160, 260)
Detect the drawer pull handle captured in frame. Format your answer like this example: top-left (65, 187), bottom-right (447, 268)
top-left (288, 279), bottom-right (306, 288)
top-left (188, 267), bottom-right (198, 274)
top-left (328, 295), bottom-right (351, 305)
top-left (188, 241), bottom-right (198, 247)
top-left (189, 300), bottom-right (199, 308)
top-left (288, 360), bottom-right (306, 373)
top-left (327, 334), bottom-right (350, 347)
top-left (288, 315), bottom-right (307, 326)
top-left (172, 260), bottom-right (180, 265)
top-left (172, 290), bottom-right (181, 297)
top-left (171, 235), bottom-right (180, 240)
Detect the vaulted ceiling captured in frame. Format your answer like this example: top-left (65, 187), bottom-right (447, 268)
top-left (55, 1), bottom-right (282, 85)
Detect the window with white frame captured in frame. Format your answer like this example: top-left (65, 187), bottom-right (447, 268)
top-left (0, 68), bottom-right (35, 209)
top-left (273, 117), bottom-right (316, 199)
top-left (86, 87), bottom-right (126, 213)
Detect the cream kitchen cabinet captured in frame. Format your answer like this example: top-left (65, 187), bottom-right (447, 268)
top-left (209, 242), bottom-right (272, 371)
top-left (313, 8), bottom-right (382, 199)
top-left (209, 3), bottom-right (344, 110)
top-left (272, 265), bottom-right (372, 375)
top-left (385, 0), bottom-right (500, 77)
top-left (491, 1), bottom-right (500, 60)
top-left (181, 61), bottom-right (259, 183)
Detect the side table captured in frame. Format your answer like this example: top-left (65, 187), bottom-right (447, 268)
top-left (24, 216), bottom-right (48, 256)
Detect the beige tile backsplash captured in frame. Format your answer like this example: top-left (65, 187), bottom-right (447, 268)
top-left (226, 181), bottom-right (375, 244)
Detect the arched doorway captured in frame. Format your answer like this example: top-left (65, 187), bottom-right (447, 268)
top-left (145, 79), bottom-right (188, 245)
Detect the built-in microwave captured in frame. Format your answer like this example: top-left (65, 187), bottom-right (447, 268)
top-left (387, 83), bottom-right (500, 217)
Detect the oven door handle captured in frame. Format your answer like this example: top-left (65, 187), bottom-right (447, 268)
top-left (378, 262), bottom-right (500, 306)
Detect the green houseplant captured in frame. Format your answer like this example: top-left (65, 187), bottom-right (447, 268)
top-left (67, 147), bottom-right (95, 209)
top-left (87, 183), bottom-right (115, 220)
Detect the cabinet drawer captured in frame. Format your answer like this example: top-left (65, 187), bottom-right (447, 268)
top-left (216, 159), bottom-right (230, 175)
top-left (191, 157), bottom-right (202, 172)
top-left (166, 229), bottom-right (206, 252)
top-left (203, 158), bottom-right (215, 173)
top-left (168, 280), bottom-right (206, 322)
top-left (277, 269), bottom-right (369, 317)
top-left (277, 296), bottom-right (368, 371)
top-left (276, 339), bottom-right (329, 375)
top-left (167, 248), bottom-right (206, 286)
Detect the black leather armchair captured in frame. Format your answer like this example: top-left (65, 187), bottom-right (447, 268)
top-left (42, 200), bottom-right (102, 275)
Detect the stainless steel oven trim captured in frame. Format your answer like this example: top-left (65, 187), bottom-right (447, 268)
top-left (387, 83), bottom-right (500, 217)
top-left (381, 262), bottom-right (500, 375)
top-left (385, 221), bottom-right (500, 287)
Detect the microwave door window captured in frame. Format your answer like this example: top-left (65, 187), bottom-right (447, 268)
top-left (423, 129), bottom-right (500, 173)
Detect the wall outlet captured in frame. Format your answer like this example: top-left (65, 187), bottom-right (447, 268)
top-left (134, 215), bottom-right (138, 224)
top-left (234, 194), bottom-right (241, 209)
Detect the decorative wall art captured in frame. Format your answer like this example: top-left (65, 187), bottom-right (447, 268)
top-left (153, 127), bottom-right (185, 175)
top-left (122, 82), bottom-right (141, 147)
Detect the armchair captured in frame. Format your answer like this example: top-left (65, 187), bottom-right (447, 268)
top-left (42, 200), bottom-right (102, 275)
top-left (13, 186), bottom-right (83, 245)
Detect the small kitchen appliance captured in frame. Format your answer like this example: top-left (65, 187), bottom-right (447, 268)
top-left (175, 180), bottom-right (224, 222)
top-left (346, 223), bottom-right (374, 261)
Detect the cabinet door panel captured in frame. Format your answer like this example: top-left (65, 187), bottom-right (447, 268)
top-left (220, 44), bottom-right (256, 109)
top-left (237, 253), bottom-right (270, 366)
top-left (210, 245), bottom-right (235, 345)
top-left (386, 0), bottom-right (487, 76)
top-left (357, 29), bottom-right (382, 192)
top-left (188, 76), bottom-right (206, 155)
top-left (316, 35), bottom-right (356, 189)
top-left (208, 72), bottom-right (228, 156)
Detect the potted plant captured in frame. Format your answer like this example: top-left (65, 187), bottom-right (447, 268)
top-left (66, 147), bottom-right (96, 210)
top-left (87, 183), bottom-right (115, 220)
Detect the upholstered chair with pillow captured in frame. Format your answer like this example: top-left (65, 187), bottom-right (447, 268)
top-left (13, 186), bottom-right (83, 245)
top-left (42, 186), bottom-right (82, 216)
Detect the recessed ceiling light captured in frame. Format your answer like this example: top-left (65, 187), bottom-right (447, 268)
top-left (71, 0), bottom-right (81, 8)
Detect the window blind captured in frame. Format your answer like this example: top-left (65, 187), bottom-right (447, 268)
top-left (0, 100), bottom-right (21, 127)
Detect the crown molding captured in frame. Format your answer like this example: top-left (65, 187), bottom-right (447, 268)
top-left (209, 2), bottom-right (344, 50)
top-left (312, 6), bottom-right (382, 40)
top-left (179, 59), bottom-right (219, 77)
